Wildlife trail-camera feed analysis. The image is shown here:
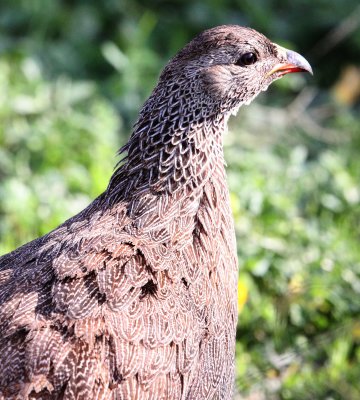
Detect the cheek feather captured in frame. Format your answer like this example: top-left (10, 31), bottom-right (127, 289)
top-left (200, 65), bottom-right (234, 97)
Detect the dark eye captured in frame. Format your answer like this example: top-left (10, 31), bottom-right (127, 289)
top-left (235, 52), bottom-right (258, 66)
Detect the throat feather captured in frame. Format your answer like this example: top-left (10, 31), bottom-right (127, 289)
top-left (108, 100), bottom-right (228, 199)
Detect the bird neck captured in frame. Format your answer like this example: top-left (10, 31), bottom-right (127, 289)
top-left (107, 95), bottom-right (229, 200)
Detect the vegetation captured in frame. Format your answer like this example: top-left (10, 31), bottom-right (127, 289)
top-left (1, 1), bottom-right (359, 398)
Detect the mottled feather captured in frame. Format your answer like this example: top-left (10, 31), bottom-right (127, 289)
top-left (0, 25), bottom-right (310, 399)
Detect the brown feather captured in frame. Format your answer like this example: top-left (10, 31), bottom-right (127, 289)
top-left (0, 25), bottom-right (310, 399)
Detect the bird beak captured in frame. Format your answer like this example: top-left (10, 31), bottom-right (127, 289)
top-left (267, 45), bottom-right (313, 77)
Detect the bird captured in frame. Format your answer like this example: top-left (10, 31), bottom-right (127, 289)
top-left (0, 25), bottom-right (312, 400)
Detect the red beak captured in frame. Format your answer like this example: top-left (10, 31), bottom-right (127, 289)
top-left (269, 63), bottom-right (310, 77)
top-left (267, 48), bottom-right (313, 77)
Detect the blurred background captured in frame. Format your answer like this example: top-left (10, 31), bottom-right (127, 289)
top-left (0, 1), bottom-right (359, 398)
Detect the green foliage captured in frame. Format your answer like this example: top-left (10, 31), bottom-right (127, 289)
top-left (0, 57), bottom-right (121, 253)
top-left (226, 119), bottom-right (360, 397)
top-left (0, 1), bottom-right (360, 398)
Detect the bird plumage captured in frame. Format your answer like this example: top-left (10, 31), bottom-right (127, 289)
top-left (0, 25), bottom-right (311, 399)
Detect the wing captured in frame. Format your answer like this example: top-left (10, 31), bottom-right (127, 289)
top-left (0, 194), bottom-right (202, 400)
top-left (0, 165), bottom-right (238, 400)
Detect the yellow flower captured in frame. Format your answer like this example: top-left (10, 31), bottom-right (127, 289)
top-left (238, 279), bottom-right (249, 313)
top-left (288, 274), bottom-right (304, 297)
top-left (352, 321), bottom-right (360, 340)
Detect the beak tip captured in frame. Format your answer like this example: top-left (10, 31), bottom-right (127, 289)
top-left (286, 49), bottom-right (313, 76)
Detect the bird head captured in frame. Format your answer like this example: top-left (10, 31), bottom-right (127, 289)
top-left (160, 25), bottom-right (312, 117)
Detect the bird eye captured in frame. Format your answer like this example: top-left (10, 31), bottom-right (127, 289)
top-left (235, 52), bottom-right (258, 66)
